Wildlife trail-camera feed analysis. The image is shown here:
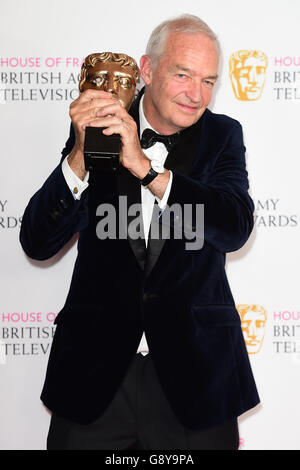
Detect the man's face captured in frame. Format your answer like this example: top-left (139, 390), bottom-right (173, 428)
top-left (230, 55), bottom-right (267, 101)
top-left (141, 32), bottom-right (219, 134)
top-left (81, 61), bottom-right (136, 110)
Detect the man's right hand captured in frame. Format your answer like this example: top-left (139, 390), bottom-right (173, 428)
top-left (67, 89), bottom-right (115, 180)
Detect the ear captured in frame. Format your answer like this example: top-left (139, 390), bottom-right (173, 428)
top-left (140, 54), bottom-right (153, 85)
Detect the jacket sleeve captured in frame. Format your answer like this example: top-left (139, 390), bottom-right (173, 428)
top-left (19, 125), bottom-right (88, 260)
top-left (165, 120), bottom-right (254, 253)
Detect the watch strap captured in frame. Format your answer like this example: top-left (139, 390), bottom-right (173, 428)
top-left (140, 167), bottom-right (159, 186)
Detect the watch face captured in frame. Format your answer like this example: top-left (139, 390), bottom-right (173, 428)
top-left (151, 161), bottom-right (164, 173)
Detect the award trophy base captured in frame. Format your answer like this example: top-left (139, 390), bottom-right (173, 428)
top-left (84, 127), bottom-right (121, 171)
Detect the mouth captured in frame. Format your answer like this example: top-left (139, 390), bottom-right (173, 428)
top-left (245, 87), bottom-right (259, 93)
top-left (175, 102), bottom-right (199, 113)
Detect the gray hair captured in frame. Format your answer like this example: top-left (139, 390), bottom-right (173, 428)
top-left (146, 14), bottom-right (220, 67)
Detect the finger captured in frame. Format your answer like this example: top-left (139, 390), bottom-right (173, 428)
top-left (70, 99), bottom-right (114, 121)
top-left (102, 122), bottom-right (129, 138)
top-left (73, 111), bottom-right (105, 131)
top-left (79, 89), bottom-right (113, 102)
top-left (87, 113), bottom-right (125, 128)
top-left (95, 101), bottom-right (126, 118)
top-left (92, 114), bottom-right (124, 129)
top-left (90, 97), bottom-right (120, 113)
top-left (88, 98), bottom-right (121, 122)
top-left (72, 101), bottom-right (117, 127)
top-left (81, 118), bottom-right (122, 130)
top-left (83, 120), bottom-right (105, 130)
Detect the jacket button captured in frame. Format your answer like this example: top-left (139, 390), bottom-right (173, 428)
top-left (59, 199), bottom-right (69, 209)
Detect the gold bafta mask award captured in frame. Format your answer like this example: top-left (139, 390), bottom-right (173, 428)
top-left (229, 50), bottom-right (268, 101)
top-left (236, 304), bottom-right (267, 354)
top-left (79, 52), bottom-right (140, 171)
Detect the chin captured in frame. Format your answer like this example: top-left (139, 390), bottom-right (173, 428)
top-left (172, 115), bottom-right (200, 131)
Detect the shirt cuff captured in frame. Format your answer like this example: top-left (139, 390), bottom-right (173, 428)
top-left (61, 156), bottom-right (89, 200)
top-left (155, 170), bottom-right (173, 209)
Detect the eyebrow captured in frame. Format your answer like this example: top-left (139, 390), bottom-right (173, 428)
top-left (172, 64), bottom-right (218, 80)
top-left (115, 72), bottom-right (134, 78)
top-left (88, 71), bottom-right (133, 78)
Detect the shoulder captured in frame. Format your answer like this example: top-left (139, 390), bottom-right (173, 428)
top-left (204, 108), bottom-right (242, 131)
top-left (201, 109), bottom-right (244, 146)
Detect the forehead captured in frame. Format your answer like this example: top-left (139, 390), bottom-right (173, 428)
top-left (160, 32), bottom-right (219, 69)
top-left (87, 61), bottom-right (135, 76)
top-left (243, 311), bottom-right (266, 321)
top-left (236, 56), bottom-right (267, 68)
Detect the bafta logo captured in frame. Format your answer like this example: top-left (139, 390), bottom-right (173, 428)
top-left (229, 50), bottom-right (268, 101)
top-left (236, 304), bottom-right (267, 354)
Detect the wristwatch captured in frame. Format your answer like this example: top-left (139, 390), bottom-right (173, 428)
top-left (140, 160), bottom-right (164, 186)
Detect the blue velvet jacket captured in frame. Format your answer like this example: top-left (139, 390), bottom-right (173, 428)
top-left (20, 89), bottom-right (260, 429)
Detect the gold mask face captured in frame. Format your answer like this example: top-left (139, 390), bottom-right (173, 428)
top-left (79, 52), bottom-right (140, 110)
top-left (236, 304), bottom-right (267, 354)
top-left (229, 50), bottom-right (268, 101)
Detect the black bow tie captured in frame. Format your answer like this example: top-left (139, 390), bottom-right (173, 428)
top-left (140, 128), bottom-right (180, 153)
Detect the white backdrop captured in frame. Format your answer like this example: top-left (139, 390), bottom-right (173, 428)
top-left (1, 0), bottom-right (300, 450)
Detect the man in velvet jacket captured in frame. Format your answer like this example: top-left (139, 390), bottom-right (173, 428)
top-left (20, 14), bottom-right (260, 450)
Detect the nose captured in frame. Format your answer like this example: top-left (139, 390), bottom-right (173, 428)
top-left (186, 80), bottom-right (203, 103)
top-left (248, 321), bottom-right (257, 339)
top-left (105, 75), bottom-right (117, 94)
top-left (248, 67), bottom-right (258, 85)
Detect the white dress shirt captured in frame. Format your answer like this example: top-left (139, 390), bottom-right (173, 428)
top-left (62, 95), bottom-right (173, 355)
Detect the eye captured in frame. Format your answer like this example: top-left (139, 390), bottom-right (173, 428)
top-left (117, 77), bottom-right (133, 88)
top-left (175, 73), bottom-right (188, 81)
top-left (256, 66), bottom-right (266, 75)
top-left (242, 320), bottom-right (251, 329)
top-left (204, 80), bottom-right (214, 88)
top-left (239, 67), bottom-right (250, 77)
top-left (91, 76), bottom-right (106, 86)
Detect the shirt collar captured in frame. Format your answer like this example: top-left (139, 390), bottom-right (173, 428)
top-left (139, 94), bottom-right (155, 137)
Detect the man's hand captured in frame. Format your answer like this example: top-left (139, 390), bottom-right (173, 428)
top-left (67, 89), bottom-right (150, 180)
top-left (91, 93), bottom-right (151, 179)
top-left (67, 89), bottom-right (114, 180)
top-left (92, 97), bottom-right (171, 197)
